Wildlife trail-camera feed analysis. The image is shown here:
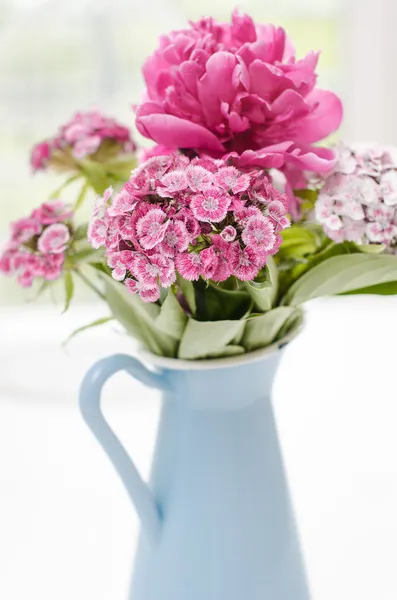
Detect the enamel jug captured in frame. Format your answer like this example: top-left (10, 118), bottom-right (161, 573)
top-left (79, 342), bottom-right (310, 600)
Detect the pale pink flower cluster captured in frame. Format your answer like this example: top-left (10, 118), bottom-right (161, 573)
top-left (31, 110), bottom-right (136, 170)
top-left (88, 153), bottom-right (290, 302)
top-left (0, 200), bottom-right (72, 287)
top-left (316, 144), bottom-right (397, 247)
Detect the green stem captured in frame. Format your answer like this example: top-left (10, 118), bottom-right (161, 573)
top-left (75, 269), bottom-right (106, 301)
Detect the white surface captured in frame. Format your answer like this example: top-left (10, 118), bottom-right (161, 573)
top-left (1, 297), bottom-right (397, 599)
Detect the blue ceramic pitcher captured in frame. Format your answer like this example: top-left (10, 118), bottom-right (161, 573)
top-left (79, 342), bottom-right (310, 600)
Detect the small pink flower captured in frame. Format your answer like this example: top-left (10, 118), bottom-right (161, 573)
top-left (10, 217), bottom-right (42, 247)
top-left (107, 189), bottom-right (138, 217)
top-left (73, 135), bottom-right (102, 159)
top-left (88, 217), bottom-right (108, 248)
top-left (157, 170), bottom-right (189, 197)
top-left (380, 171), bottom-right (397, 206)
top-left (186, 165), bottom-right (214, 192)
top-left (125, 278), bottom-right (161, 303)
top-left (190, 189), bottom-right (231, 222)
top-left (136, 208), bottom-right (169, 250)
top-left (366, 221), bottom-right (397, 243)
top-left (37, 223), bottom-right (70, 255)
top-left (267, 200), bottom-right (290, 231)
top-left (230, 243), bottom-right (264, 281)
top-left (32, 200), bottom-right (73, 225)
top-left (220, 225), bottom-right (237, 242)
top-left (159, 220), bottom-right (190, 256)
top-left (200, 247), bottom-right (219, 279)
top-left (31, 141), bottom-right (51, 171)
top-left (214, 166), bottom-right (251, 194)
top-left (139, 145), bottom-right (175, 163)
top-left (132, 253), bottom-right (176, 288)
top-left (175, 252), bottom-right (203, 280)
top-left (94, 186), bottom-right (114, 216)
top-left (242, 216), bottom-right (276, 251)
top-left (175, 209), bottom-right (201, 240)
top-left (0, 249), bottom-right (17, 275)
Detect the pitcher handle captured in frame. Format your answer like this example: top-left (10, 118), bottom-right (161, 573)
top-left (79, 353), bottom-right (170, 545)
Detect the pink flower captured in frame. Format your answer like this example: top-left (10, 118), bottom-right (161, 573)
top-left (200, 246), bottom-right (219, 279)
top-left (31, 141), bottom-right (51, 171)
top-left (229, 243), bottom-right (265, 280)
top-left (267, 200), bottom-right (290, 231)
top-left (160, 220), bottom-right (190, 256)
top-left (131, 253), bottom-right (176, 287)
top-left (32, 200), bottom-right (73, 225)
top-left (157, 170), bottom-right (189, 197)
top-left (10, 218), bottom-right (42, 247)
top-left (136, 208), bottom-right (169, 250)
top-left (88, 217), bottom-right (108, 248)
top-left (175, 252), bottom-right (203, 280)
top-left (186, 165), bottom-right (214, 192)
top-left (242, 215), bottom-right (276, 251)
top-left (316, 143), bottom-right (397, 247)
top-left (136, 10), bottom-right (342, 183)
top-left (125, 278), bottom-right (161, 303)
top-left (30, 110), bottom-right (136, 173)
top-left (37, 223), bottom-right (70, 254)
top-left (220, 225), bottom-right (237, 242)
top-left (190, 189), bottom-right (231, 222)
top-left (214, 166), bottom-right (250, 194)
top-left (107, 188), bottom-right (138, 217)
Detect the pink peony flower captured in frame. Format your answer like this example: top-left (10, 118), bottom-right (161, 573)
top-left (87, 153), bottom-right (290, 301)
top-left (136, 10), bottom-right (342, 187)
top-left (37, 223), bottom-right (70, 254)
top-left (315, 143), bottom-right (397, 247)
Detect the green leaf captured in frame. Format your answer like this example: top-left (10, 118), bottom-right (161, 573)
top-left (242, 306), bottom-right (302, 351)
top-left (102, 273), bottom-right (178, 356)
top-left (206, 345), bottom-right (245, 358)
top-left (356, 243), bottom-right (386, 254)
top-left (343, 280), bottom-right (397, 296)
top-left (74, 181), bottom-right (90, 211)
top-left (194, 279), bottom-right (252, 321)
top-left (284, 254), bottom-right (397, 306)
top-left (62, 271), bottom-right (74, 313)
top-left (62, 316), bottom-right (114, 347)
top-left (154, 288), bottom-right (187, 340)
top-left (245, 256), bottom-right (278, 311)
top-left (279, 225), bottom-right (319, 258)
top-left (178, 319), bottom-right (245, 359)
top-left (80, 159), bottom-right (110, 194)
top-left (178, 277), bottom-right (196, 315)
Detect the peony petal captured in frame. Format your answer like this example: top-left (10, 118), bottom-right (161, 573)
top-left (249, 60), bottom-right (284, 98)
top-left (136, 112), bottom-right (225, 152)
top-left (285, 144), bottom-right (337, 173)
top-left (202, 52), bottom-right (239, 103)
top-left (288, 89), bottom-right (343, 143)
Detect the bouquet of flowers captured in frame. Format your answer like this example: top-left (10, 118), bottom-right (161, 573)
top-left (3, 11), bottom-right (397, 360)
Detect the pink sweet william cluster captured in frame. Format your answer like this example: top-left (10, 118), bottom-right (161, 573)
top-left (0, 200), bottom-right (72, 286)
top-left (31, 109), bottom-right (136, 170)
top-left (315, 144), bottom-right (397, 247)
top-left (88, 153), bottom-right (290, 302)
top-left (136, 10), bottom-right (343, 200)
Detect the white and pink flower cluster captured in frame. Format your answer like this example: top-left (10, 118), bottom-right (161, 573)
top-left (88, 153), bottom-right (290, 302)
top-left (31, 110), bottom-right (136, 170)
top-left (0, 200), bottom-right (72, 287)
top-left (315, 144), bottom-right (397, 247)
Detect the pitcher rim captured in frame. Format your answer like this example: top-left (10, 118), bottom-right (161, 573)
top-left (139, 323), bottom-right (303, 371)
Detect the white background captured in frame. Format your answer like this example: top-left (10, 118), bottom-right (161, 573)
top-left (1, 296), bottom-right (397, 600)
